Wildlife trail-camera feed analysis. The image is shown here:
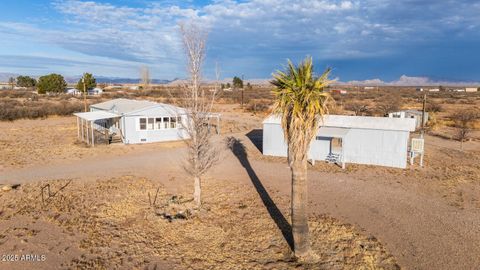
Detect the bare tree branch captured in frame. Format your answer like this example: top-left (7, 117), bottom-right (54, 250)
top-left (178, 21), bottom-right (218, 207)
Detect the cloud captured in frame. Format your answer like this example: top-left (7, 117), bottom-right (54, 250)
top-left (0, 0), bottom-right (479, 79)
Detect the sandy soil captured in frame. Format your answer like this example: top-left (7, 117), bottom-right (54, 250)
top-left (0, 116), bottom-right (185, 172)
top-left (1, 105), bottom-right (479, 269)
top-left (0, 176), bottom-right (398, 270)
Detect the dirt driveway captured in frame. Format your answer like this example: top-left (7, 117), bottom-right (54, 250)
top-left (1, 134), bottom-right (480, 270)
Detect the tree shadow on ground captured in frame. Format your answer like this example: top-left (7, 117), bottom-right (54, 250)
top-left (226, 136), bottom-right (293, 250)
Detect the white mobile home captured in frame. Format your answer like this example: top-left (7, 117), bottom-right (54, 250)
top-left (263, 115), bottom-right (416, 169)
top-left (74, 99), bottom-right (220, 146)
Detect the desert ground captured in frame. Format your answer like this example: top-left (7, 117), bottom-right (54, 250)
top-left (1, 90), bottom-right (480, 269)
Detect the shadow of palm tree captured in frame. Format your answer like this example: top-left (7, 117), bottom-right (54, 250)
top-left (226, 137), bottom-right (294, 250)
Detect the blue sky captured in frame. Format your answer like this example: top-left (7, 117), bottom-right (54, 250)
top-left (0, 0), bottom-right (479, 82)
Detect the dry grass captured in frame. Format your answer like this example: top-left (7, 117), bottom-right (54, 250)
top-left (0, 176), bottom-right (399, 269)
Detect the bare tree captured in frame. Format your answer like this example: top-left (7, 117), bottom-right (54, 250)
top-left (344, 101), bottom-right (369, 116)
top-left (179, 22), bottom-right (218, 207)
top-left (376, 94), bottom-right (401, 116)
top-left (452, 110), bottom-right (479, 149)
top-left (140, 66), bottom-right (151, 91)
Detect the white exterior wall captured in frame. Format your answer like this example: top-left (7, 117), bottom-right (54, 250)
top-left (122, 115), bottom-right (189, 144)
top-left (263, 123), bottom-right (410, 168)
top-left (343, 129), bottom-right (409, 168)
top-left (263, 123), bottom-right (288, 157)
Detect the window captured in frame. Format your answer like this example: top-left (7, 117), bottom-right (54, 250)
top-left (155, 118), bottom-right (162, 129)
top-left (170, 117), bottom-right (177, 128)
top-left (147, 118), bottom-right (155, 130)
top-left (139, 118), bottom-right (146, 130)
top-left (162, 117), bottom-right (169, 129)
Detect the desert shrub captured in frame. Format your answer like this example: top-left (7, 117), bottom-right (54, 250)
top-left (426, 101), bottom-right (443, 112)
top-left (0, 90), bottom-right (36, 99)
top-left (450, 109), bottom-right (480, 146)
top-left (344, 101), bottom-right (369, 116)
top-left (0, 99), bottom-right (84, 121)
top-left (245, 99), bottom-right (271, 113)
top-left (375, 94), bottom-right (401, 116)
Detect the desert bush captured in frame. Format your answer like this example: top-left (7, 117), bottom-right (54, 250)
top-left (0, 90), bottom-right (36, 99)
top-left (450, 109), bottom-right (480, 147)
top-left (375, 94), bottom-right (401, 116)
top-left (344, 101), bottom-right (369, 116)
top-left (0, 99), bottom-right (84, 121)
top-left (426, 101), bottom-right (443, 112)
top-left (245, 99), bottom-right (272, 113)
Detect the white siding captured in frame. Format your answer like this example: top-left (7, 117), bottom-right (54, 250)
top-left (343, 129), bottom-right (409, 168)
top-left (262, 123), bottom-right (288, 157)
top-left (122, 106), bottom-right (189, 144)
top-left (263, 122), bottom-right (411, 168)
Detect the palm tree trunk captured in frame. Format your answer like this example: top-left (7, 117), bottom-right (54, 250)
top-left (291, 158), bottom-right (310, 257)
top-left (194, 176), bottom-right (201, 207)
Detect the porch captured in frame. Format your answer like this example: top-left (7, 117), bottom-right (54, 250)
top-left (74, 111), bottom-right (122, 147)
top-left (310, 126), bottom-right (349, 169)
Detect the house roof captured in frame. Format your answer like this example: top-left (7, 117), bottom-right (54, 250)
top-left (90, 98), bottom-right (158, 114)
top-left (391, 109), bottom-right (424, 115)
top-left (263, 114), bottom-right (416, 132)
top-left (74, 111), bottom-right (120, 121)
top-left (90, 98), bottom-right (187, 116)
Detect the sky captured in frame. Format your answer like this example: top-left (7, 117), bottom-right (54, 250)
top-left (0, 0), bottom-right (479, 82)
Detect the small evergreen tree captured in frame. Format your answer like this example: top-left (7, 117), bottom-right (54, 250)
top-left (233, 76), bottom-right (243, 89)
top-left (16, 76), bottom-right (36, 87)
top-left (76, 73), bottom-right (97, 92)
top-left (37, 74), bottom-right (67, 94)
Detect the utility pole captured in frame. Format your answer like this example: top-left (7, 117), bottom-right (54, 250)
top-left (421, 93), bottom-right (426, 138)
top-left (241, 74), bottom-right (244, 111)
top-left (82, 76), bottom-right (87, 112)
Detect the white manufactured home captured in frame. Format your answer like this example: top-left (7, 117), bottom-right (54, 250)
top-left (74, 98), bottom-right (220, 146)
top-left (263, 115), bottom-right (416, 169)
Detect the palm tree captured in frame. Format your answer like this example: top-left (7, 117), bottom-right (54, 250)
top-left (271, 57), bottom-right (331, 259)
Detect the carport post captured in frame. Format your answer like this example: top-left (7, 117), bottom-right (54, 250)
top-left (85, 120), bottom-right (89, 144)
top-left (81, 118), bottom-right (84, 142)
top-left (77, 117), bottom-right (80, 139)
top-left (91, 121), bottom-right (94, 147)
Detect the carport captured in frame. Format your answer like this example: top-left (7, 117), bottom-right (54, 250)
top-left (74, 111), bottom-right (120, 146)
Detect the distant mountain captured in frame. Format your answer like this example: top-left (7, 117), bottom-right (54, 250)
top-left (165, 78), bottom-right (271, 86)
top-left (0, 73), bottom-right (20, 82)
top-left (65, 75), bottom-right (173, 84)
top-left (338, 75), bottom-right (480, 87)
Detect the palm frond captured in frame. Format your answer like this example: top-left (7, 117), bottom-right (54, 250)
top-left (271, 56), bottom-right (332, 163)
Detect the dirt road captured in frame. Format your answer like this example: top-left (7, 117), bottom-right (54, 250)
top-left (2, 135), bottom-right (480, 270)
